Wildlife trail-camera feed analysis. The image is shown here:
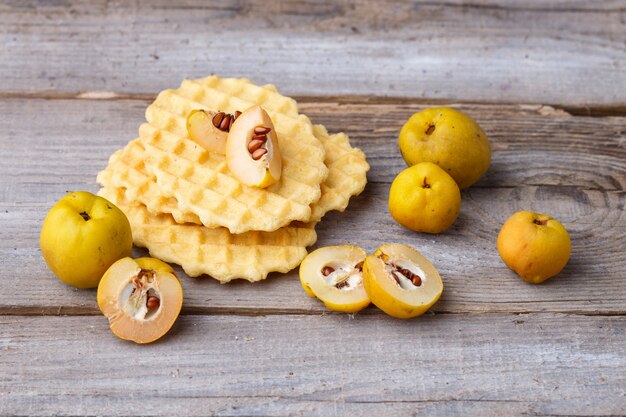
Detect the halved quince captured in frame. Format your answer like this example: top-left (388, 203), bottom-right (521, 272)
top-left (186, 109), bottom-right (229, 154)
top-left (226, 105), bottom-right (282, 188)
top-left (97, 257), bottom-right (183, 344)
top-left (363, 243), bottom-right (443, 319)
top-left (299, 245), bottom-right (370, 313)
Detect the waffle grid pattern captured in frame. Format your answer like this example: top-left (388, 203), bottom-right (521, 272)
top-left (140, 76), bottom-right (329, 233)
top-left (96, 76), bottom-right (370, 282)
top-left (98, 187), bottom-right (317, 283)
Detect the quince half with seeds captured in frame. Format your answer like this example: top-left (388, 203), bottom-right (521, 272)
top-left (363, 243), bottom-right (443, 319)
top-left (97, 257), bottom-right (183, 344)
top-left (299, 245), bottom-right (370, 313)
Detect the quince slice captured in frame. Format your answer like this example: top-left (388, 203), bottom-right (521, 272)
top-left (363, 243), bottom-right (443, 319)
top-left (97, 257), bottom-right (183, 344)
top-left (299, 245), bottom-right (369, 313)
top-left (225, 106), bottom-right (282, 188)
top-left (186, 109), bottom-right (231, 154)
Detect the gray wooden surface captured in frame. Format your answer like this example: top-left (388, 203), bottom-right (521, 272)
top-left (1, 1), bottom-right (625, 416)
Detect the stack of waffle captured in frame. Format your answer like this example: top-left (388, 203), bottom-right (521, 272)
top-left (97, 76), bottom-right (369, 282)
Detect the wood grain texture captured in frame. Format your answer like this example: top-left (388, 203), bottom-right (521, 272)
top-left (1, 0), bottom-right (625, 106)
top-left (1, 98), bottom-right (625, 315)
top-left (1, 313), bottom-right (624, 416)
top-left (2, 3), bottom-right (625, 415)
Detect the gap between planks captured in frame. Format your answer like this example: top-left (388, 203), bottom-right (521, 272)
top-left (0, 91), bottom-right (625, 117)
top-left (1, 307), bottom-right (625, 317)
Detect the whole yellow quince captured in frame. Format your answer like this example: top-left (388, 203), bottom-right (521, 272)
top-left (497, 211), bottom-right (571, 284)
top-left (40, 191), bottom-right (133, 288)
top-left (399, 107), bottom-right (490, 189)
top-left (388, 162), bottom-right (461, 234)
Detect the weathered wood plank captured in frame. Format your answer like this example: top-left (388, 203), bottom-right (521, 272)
top-left (0, 313), bottom-right (624, 416)
top-left (3, 184), bottom-right (625, 315)
top-left (0, 98), bottom-right (625, 314)
top-left (1, 0), bottom-right (624, 106)
top-left (299, 101), bottom-right (626, 190)
top-left (1, 99), bottom-right (624, 191)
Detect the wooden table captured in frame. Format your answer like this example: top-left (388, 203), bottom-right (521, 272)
top-left (1, 1), bottom-right (625, 415)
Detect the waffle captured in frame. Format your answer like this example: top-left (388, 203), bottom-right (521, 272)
top-left (97, 125), bottom-right (369, 226)
top-left (310, 124), bottom-right (369, 221)
top-left (98, 187), bottom-right (317, 283)
top-left (95, 76), bottom-right (369, 282)
top-left (139, 76), bottom-right (329, 233)
top-left (97, 140), bottom-right (201, 225)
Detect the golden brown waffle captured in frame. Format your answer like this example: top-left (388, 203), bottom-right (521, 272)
top-left (95, 76), bottom-right (369, 282)
top-left (310, 124), bottom-right (369, 221)
top-left (97, 125), bottom-right (369, 227)
top-left (140, 76), bottom-right (329, 233)
top-left (97, 140), bottom-right (201, 225)
top-left (98, 187), bottom-right (317, 283)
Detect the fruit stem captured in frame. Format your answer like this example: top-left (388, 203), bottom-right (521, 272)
top-left (79, 211), bottom-right (91, 221)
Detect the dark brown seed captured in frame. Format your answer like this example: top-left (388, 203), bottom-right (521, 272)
top-left (228, 115), bottom-right (235, 130)
top-left (251, 148), bottom-right (268, 160)
top-left (392, 271), bottom-right (401, 284)
top-left (335, 281), bottom-right (349, 289)
top-left (234, 111), bottom-right (242, 119)
top-left (247, 139), bottom-right (265, 153)
top-left (254, 126), bottom-right (271, 135)
top-left (322, 266), bottom-right (335, 276)
top-left (219, 114), bottom-right (231, 130)
top-left (146, 296), bottom-right (160, 310)
top-left (355, 261), bottom-right (364, 271)
top-left (212, 112), bottom-right (225, 128)
top-left (252, 134), bottom-right (268, 142)
top-left (393, 266), bottom-right (422, 287)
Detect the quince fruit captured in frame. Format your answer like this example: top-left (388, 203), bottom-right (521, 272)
top-left (40, 191), bottom-right (132, 288)
top-left (186, 109), bottom-right (230, 154)
top-left (497, 211), bottom-right (571, 284)
top-left (98, 257), bottom-right (183, 344)
top-left (362, 243), bottom-right (443, 319)
top-left (226, 105), bottom-right (282, 188)
top-left (398, 107), bottom-right (490, 189)
top-left (299, 245), bottom-right (369, 313)
top-left (388, 162), bottom-right (461, 234)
